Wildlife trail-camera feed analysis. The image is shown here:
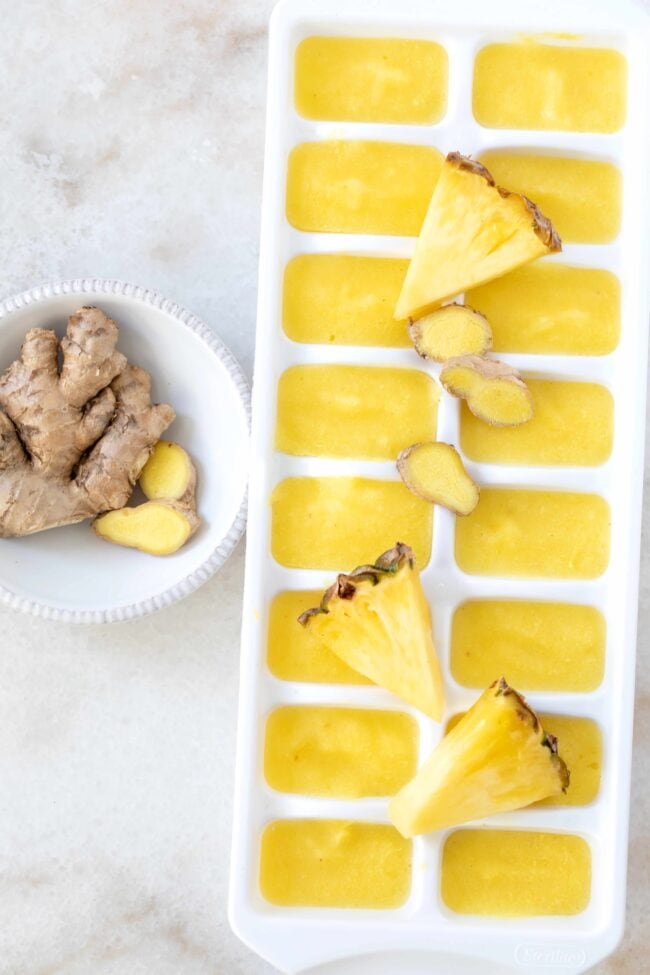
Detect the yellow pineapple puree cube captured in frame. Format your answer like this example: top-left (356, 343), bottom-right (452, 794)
top-left (466, 264), bottom-right (620, 355)
top-left (479, 151), bottom-right (621, 243)
top-left (264, 706), bottom-right (418, 798)
top-left (260, 819), bottom-right (411, 908)
top-left (473, 43), bottom-right (627, 133)
top-left (446, 711), bottom-right (602, 806)
top-left (460, 379), bottom-right (613, 466)
top-left (271, 477), bottom-right (432, 570)
top-left (536, 715), bottom-right (602, 807)
top-left (276, 365), bottom-right (438, 460)
top-left (295, 36), bottom-right (448, 124)
top-left (267, 590), bottom-right (369, 684)
top-left (287, 141), bottom-right (442, 235)
top-left (441, 830), bottom-right (591, 916)
top-left (455, 488), bottom-right (610, 579)
top-left (451, 600), bottom-right (605, 692)
top-left (283, 254), bottom-right (410, 347)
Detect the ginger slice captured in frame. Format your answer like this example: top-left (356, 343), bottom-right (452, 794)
top-left (408, 304), bottom-right (492, 362)
top-left (95, 440), bottom-right (201, 556)
top-left (395, 151), bottom-right (561, 320)
top-left (139, 441), bottom-right (196, 505)
top-left (397, 442), bottom-right (479, 516)
top-left (440, 354), bottom-right (534, 426)
top-left (94, 501), bottom-right (199, 556)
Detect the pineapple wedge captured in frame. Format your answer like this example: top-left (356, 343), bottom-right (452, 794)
top-left (389, 677), bottom-right (569, 836)
top-left (299, 542), bottom-right (444, 720)
top-left (395, 152), bottom-right (561, 320)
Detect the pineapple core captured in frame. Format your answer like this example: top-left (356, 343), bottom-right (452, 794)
top-left (389, 677), bottom-right (569, 836)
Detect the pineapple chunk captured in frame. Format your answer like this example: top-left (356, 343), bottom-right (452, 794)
top-left (299, 543), bottom-right (444, 720)
top-left (389, 677), bottom-right (569, 836)
top-left (395, 152), bottom-right (561, 320)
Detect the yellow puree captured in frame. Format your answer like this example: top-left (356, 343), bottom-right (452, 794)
top-left (473, 43), bottom-right (626, 132)
top-left (466, 263), bottom-right (620, 355)
top-left (287, 141), bottom-right (442, 235)
top-left (283, 254), bottom-right (410, 347)
top-left (295, 36), bottom-right (448, 124)
top-left (264, 706), bottom-right (418, 798)
top-left (276, 365), bottom-right (438, 460)
top-left (451, 600), bottom-right (605, 692)
top-left (456, 488), bottom-right (610, 579)
top-left (271, 476), bottom-right (432, 570)
top-left (441, 830), bottom-right (591, 916)
top-left (260, 820), bottom-right (411, 908)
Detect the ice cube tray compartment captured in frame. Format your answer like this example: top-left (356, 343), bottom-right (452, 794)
top-left (230, 0), bottom-right (650, 972)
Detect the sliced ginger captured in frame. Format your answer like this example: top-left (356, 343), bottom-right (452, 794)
top-left (139, 440), bottom-right (196, 504)
top-left (94, 440), bottom-right (200, 556)
top-left (397, 442), bottom-right (479, 516)
top-left (395, 152), bottom-right (561, 320)
top-left (94, 502), bottom-right (198, 556)
top-left (440, 355), bottom-right (533, 426)
top-left (408, 304), bottom-right (492, 362)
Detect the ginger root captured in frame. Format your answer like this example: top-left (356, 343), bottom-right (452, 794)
top-left (408, 304), bottom-right (492, 362)
top-left (397, 442), bottom-right (479, 516)
top-left (94, 440), bottom-right (200, 556)
top-left (440, 354), bottom-right (534, 426)
top-left (0, 308), bottom-right (175, 537)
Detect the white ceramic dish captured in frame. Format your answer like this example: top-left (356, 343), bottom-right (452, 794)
top-left (230, 0), bottom-right (650, 972)
top-left (0, 279), bottom-right (250, 623)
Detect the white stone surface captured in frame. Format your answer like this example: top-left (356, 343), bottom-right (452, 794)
top-left (0, 2), bottom-right (647, 973)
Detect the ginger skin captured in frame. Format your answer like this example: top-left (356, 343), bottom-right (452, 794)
top-left (0, 307), bottom-right (175, 537)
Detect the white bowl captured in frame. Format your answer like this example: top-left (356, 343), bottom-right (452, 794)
top-left (0, 279), bottom-right (250, 623)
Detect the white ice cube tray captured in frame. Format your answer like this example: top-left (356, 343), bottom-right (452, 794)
top-left (230, 0), bottom-right (650, 972)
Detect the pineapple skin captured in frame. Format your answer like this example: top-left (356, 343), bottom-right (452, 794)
top-left (389, 677), bottom-right (570, 837)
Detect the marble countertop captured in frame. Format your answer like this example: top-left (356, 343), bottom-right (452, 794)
top-left (0, 2), bottom-right (647, 973)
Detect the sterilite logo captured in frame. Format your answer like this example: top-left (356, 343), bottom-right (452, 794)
top-left (515, 944), bottom-right (587, 968)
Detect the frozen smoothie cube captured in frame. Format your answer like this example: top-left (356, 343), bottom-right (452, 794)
top-left (264, 706), bottom-right (418, 797)
top-left (441, 830), bottom-right (591, 916)
top-left (455, 489), bottom-right (610, 579)
top-left (536, 716), bottom-right (602, 806)
top-left (267, 590), bottom-right (370, 684)
top-left (479, 151), bottom-right (621, 243)
top-left (287, 141), bottom-right (442, 235)
top-left (451, 600), bottom-right (605, 692)
top-left (276, 365), bottom-right (438, 459)
top-left (445, 711), bottom-right (602, 806)
top-left (460, 379), bottom-right (614, 466)
top-left (295, 36), bottom-right (448, 123)
top-left (283, 255), bottom-right (410, 347)
top-left (466, 264), bottom-right (620, 355)
top-left (473, 44), bottom-right (627, 132)
top-left (271, 476), bottom-right (433, 570)
top-left (260, 819), bottom-right (411, 908)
